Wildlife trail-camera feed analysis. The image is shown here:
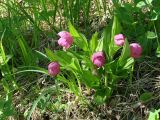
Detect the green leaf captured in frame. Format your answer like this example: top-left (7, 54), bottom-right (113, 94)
top-left (134, 0), bottom-right (143, 4)
top-left (156, 46), bottom-right (160, 57)
top-left (56, 75), bottom-right (69, 84)
top-left (17, 37), bottom-right (35, 65)
top-left (109, 16), bottom-right (122, 57)
top-left (96, 38), bottom-right (103, 51)
top-left (0, 55), bottom-right (12, 66)
top-left (68, 82), bottom-right (79, 96)
top-left (45, 48), bottom-right (56, 61)
top-left (140, 92), bottom-right (153, 102)
top-left (45, 49), bottom-right (75, 66)
top-left (151, 10), bottom-right (158, 21)
top-left (1, 79), bottom-right (10, 93)
top-left (15, 66), bottom-right (48, 75)
top-left (35, 50), bottom-right (48, 60)
top-left (105, 60), bottom-right (118, 74)
top-left (102, 26), bottom-right (112, 56)
top-left (57, 75), bottom-right (79, 96)
top-left (136, 1), bottom-right (146, 8)
top-left (0, 41), bottom-right (7, 64)
top-left (94, 94), bottom-right (106, 105)
top-left (0, 99), bottom-right (5, 110)
top-left (115, 6), bottom-right (134, 25)
top-left (123, 58), bottom-right (134, 69)
top-left (145, 0), bottom-right (153, 4)
top-left (94, 87), bottom-right (111, 105)
top-left (68, 22), bottom-right (89, 51)
top-left (147, 31), bottom-right (157, 39)
top-left (148, 108), bottom-right (160, 120)
top-left (90, 32), bottom-right (98, 53)
top-left (81, 70), bottom-right (100, 89)
top-left (111, 16), bottom-right (122, 40)
top-left (26, 87), bottom-right (57, 120)
top-left (3, 99), bottom-right (14, 116)
top-left (118, 39), bottom-right (130, 66)
top-left (68, 58), bottom-right (82, 73)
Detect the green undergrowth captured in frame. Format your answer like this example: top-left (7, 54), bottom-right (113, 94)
top-left (0, 0), bottom-right (160, 120)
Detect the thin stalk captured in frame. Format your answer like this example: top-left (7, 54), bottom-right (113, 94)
top-left (52, 0), bottom-right (59, 29)
top-left (102, 0), bottom-right (106, 15)
top-left (153, 21), bottom-right (159, 46)
top-left (85, 0), bottom-right (91, 35)
top-left (129, 61), bottom-right (134, 84)
top-left (95, 0), bottom-right (101, 17)
top-left (86, 86), bottom-right (91, 95)
top-left (74, 73), bottom-right (82, 96)
top-left (104, 75), bottom-right (108, 87)
top-left (77, 79), bottom-right (82, 95)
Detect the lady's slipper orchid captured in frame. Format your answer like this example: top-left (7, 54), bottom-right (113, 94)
top-left (114, 34), bottom-right (125, 46)
top-left (130, 43), bottom-right (142, 58)
top-left (48, 62), bottom-right (60, 76)
top-left (91, 51), bottom-right (105, 68)
top-left (58, 31), bottom-right (73, 49)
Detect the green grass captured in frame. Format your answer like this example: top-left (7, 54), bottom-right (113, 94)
top-left (0, 0), bottom-right (160, 119)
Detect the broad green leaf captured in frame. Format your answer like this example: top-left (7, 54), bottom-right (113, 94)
top-left (94, 87), bottom-right (111, 105)
top-left (81, 70), bottom-right (100, 89)
top-left (68, 58), bottom-right (82, 73)
top-left (102, 26), bottom-right (112, 56)
top-left (45, 49), bottom-right (75, 66)
top-left (0, 99), bottom-right (5, 110)
top-left (148, 108), bottom-right (160, 120)
top-left (110, 16), bottom-right (122, 57)
top-left (147, 31), bottom-right (157, 39)
top-left (56, 75), bottom-right (69, 84)
top-left (156, 46), bottom-right (160, 57)
top-left (68, 82), bottom-right (79, 96)
top-left (96, 38), bottom-right (103, 51)
top-left (0, 41), bottom-right (7, 64)
top-left (114, 5), bottom-right (134, 25)
top-left (145, 0), bottom-right (153, 4)
top-left (1, 79), bottom-right (10, 93)
top-left (151, 10), bottom-right (158, 21)
top-left (136, 1), bottom-right (146, 8)
top-left (134, 0), bottom-right (143, 4)
top-left (111, 72), bottom-right (129, 83)
top-left (68, 22), bottom-right (89, 51)
top-left (118, 39), bottom-right (130, 66)
top-left (57, 75), bottom-right (79, 96)
top-left (3, 99), bottom-right (14, 116)
top-left (0, 55), bottom-right (12, 66)
top-left (140, 92), bottom-right (153, 102)
top-left (45, 48), bottom-right (56, 61)
top-left (123, 58), bottom-right (134, 69)
top-left (105, 60), bottom-right (118, 74)
top-left (94, 94), bottom-right (106, 105)
top-left (111, 16), bottom-right (122, 41)
top-left (90, 32), bottom-right (98, 53)
top-left (54, 51), bottom-right (74, 65)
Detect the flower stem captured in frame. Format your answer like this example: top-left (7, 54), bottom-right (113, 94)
top-left (129, 61), bottom-right (134, 84)
top-left (77, 79), bottom-right (82, 95)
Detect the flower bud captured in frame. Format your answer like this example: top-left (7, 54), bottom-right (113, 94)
top-left (48, 62), bottom-right (60, 76)
top-left (91, 51), bottom-right (105, 67)
top-left (58, 31), bottom-right (73, 49)
top-left (114, 34), bottom-right (125, 46)
top-left (130, 43), bottom-right (142, 58)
